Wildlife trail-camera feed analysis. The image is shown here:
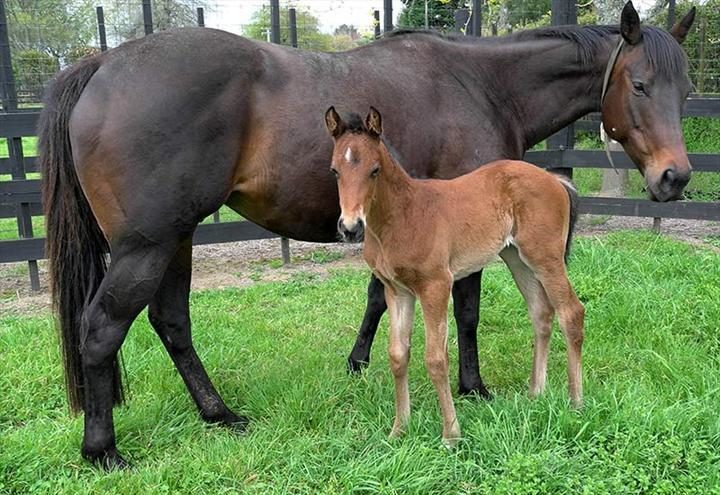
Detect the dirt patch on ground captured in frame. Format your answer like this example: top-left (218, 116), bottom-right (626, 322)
top-left (2, 217), bottom-right (718, 316)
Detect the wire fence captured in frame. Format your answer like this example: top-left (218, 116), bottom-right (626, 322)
top-left (3, 0), bottom-right (718, 108)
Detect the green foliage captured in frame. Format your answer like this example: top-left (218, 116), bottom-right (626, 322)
top-left (243, 5), bottom-right (334, 52)
top-left (1, 233), bottom-right (720, 493)
top-left (5, 0), bottom-right (96, 61)
top-left (106, 0), bottom-right (201, 42)
top-left (11, 49), bottom-right (59, 94)
top-left (397, 0), bottom-right (468, 30)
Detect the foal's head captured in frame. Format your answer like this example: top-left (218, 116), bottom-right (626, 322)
top-left (324, 106), bottom-right (385, 243)
top-left (602, 2), bottom-right (696, 201)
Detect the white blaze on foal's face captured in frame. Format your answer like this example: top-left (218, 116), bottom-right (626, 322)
top-left (331, 135), bottom-right (381, 229)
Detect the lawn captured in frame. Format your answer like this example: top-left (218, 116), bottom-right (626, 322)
top-left (1, 231), bottom-right (719, 494)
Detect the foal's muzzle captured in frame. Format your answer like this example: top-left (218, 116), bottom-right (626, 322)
top-left (338, 217), bottom-right (365, 243)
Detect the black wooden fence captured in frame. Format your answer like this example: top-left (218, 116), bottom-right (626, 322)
top-left (2, 0), bottom-right (720, 291)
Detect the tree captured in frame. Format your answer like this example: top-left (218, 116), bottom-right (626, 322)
top-left (5, 0), bottom-right (96, 62)
top-left (243, 5), bottom-right (335, 51)
top-left (398, 0), bottom-right (469, 30)
top-left (106, 0), bottom-right (201, 42)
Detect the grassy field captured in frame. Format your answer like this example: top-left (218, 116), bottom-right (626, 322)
top-left (1, 231), bottom-right (719, 494)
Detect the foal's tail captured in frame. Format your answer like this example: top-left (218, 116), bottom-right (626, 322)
top-left (39, 55), bottom-right (123, 414)
top-left (553, 175), bottom-right (579, 264)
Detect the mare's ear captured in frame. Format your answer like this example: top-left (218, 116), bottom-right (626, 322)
top-left (620, 1), bottom-right (642, 45)
top-left (670, 7), bottom-right (696, 44)
top-left (365, 107), bottom-right (383, 137)
top-left (325, 106), bottom-right (345, 138)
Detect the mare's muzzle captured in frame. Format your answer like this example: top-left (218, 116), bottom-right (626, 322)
top-left (650, 166), bottom-right (690, 202)
top-left (338, 217), bottom-right (365, 243)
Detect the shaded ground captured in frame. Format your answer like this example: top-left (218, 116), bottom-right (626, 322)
top-left (1, 216), bottom-right (719, 317)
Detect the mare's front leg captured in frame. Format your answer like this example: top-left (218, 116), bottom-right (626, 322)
top-left (419, 277), bottom-right (461, 447)
top-left (385, 286), bottom-right (416, 438)
top-left (148, 238), bottom-right (247, 429)
top-left (452, 271), bottom-right (492, 398)
top-left (347, 274), bottom-right (387, 372)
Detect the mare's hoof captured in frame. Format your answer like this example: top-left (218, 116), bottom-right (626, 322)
top-left (203, 410), bottom-right (250, 433)
top-left (458, 382), bottom-right (493, 400)
top-left (83, 448), bottom-right (131, 471)
top-left (347, 356), bottom-right (369, 374)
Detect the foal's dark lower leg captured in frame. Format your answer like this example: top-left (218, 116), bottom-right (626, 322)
top-left (452, 271), bottom-right (491, 398)
top-left (347, 274), bottom-right (387, 373)
top-left (81, 241), bottom-right (177, 469)
top-left (148, 240), bottom-right (247, 429)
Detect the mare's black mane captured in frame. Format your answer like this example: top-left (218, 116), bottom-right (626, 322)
top-left (386, 23), bottom-right (687, 75)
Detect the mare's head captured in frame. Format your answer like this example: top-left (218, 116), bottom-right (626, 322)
top-left (602, 1), bottom-right (696, 201)
top-left (324, 106), bottom-right (385, 243)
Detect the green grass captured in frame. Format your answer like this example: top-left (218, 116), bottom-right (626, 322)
top-left (1, 232), bottom-right (719, 494)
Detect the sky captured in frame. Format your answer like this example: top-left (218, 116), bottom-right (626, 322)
top-left (203, 0), bottom-right (406, 35)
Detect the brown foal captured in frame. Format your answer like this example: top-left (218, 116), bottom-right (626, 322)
top-left (325, 107), bottom-right (585, 446)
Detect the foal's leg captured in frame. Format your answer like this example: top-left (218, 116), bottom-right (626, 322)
top-left (81, 237), bottom-right (178, 469)
top-left (500, 247), bottom-right (555, 398)
top-left (148, 238), bottom-right (247, 429)
top-left (419, 278), bottom-right (461, 447)
top-left (347, 274), bottom-right (387, 373)
top-left (452, 271), bottom-right (492, 398)
top-left (520, 250), bottom-right (584, 407)
top-left (385, 286), bottom-right (415, 438)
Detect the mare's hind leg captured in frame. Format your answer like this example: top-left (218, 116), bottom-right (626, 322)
top-left (148, 238), bottom-right (247, 429)
top-left (452, 271), bottom-right (492, 398)
top-left (347, 274), bottom-right (387, 373)
top-left (81, 236), bottom-right (179, 469)
top-left (513, 245), bottom-right (584, 407)
top-left (500, 246), bottom-right (555, 398)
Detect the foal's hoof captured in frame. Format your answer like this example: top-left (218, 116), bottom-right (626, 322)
top-left (82, 448), bottom-right (131, 471)
top-left (347, 356), bottom-right (369, 374)
top-left (458, 382), bottom-right (493, 400)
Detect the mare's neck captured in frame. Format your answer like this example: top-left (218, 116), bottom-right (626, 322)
top-left (366, 142), bottom-right (416, 241)
top-left (464, 29), bottom-right (620, 150)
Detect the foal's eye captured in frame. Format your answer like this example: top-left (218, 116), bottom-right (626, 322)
top-left (331, 168), bottom-right (339, 179)
top-left (632, 81), bottom-right (646, 95)
top-left (370, 167), bottom-right (380, 178)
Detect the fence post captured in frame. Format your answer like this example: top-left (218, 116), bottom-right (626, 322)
top-left (0, 0), bottom-right (40, 291)
top-left (143, 0), bottom-right (153, 35)
top-left (384, 0), bottom-right (393, 32)
top-left (266, 0), bottom-right (290, 262)
top-left (471, 0), bottom-right (482, 37)
top-left (96, 6), bottom-right (108, 51)
top-left (289, 8), bottom-right (298, 48)
top-left (374, 10), bottom-right (381, 39)
top-left (197, 7), bottom-right (205, 27)
top-left (454, 9), bottom-right (470, 33)
top-left (270, 0), bottom-right (281, 44)
top-left (547, 0), bottom-right (576, 180)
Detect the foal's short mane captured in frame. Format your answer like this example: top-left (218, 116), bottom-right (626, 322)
top-left (386, 24), bottom-right (687, 76)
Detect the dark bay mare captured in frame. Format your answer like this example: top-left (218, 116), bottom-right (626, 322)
top-left (39, 1), bottom-right (695, 467)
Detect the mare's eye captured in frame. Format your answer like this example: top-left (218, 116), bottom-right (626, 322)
top-left (632, 81), bottom-right (646, 95)
top-left (370, 167), bottom-right (380, 178)
top-left (331, 168), bottom-right (339, 178)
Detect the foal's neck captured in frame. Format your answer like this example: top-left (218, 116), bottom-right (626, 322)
top-left (366, 142), bottom-right (416, 239)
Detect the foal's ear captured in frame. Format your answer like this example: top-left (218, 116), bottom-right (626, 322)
top-left (670, 7), bottom-right (696, 44)
top-left (620, 1), bottom-right (642, 46)
top-left (365, 107), bottom-right (383, 137)
top-left (325, 106), bottom-right (345, 138)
